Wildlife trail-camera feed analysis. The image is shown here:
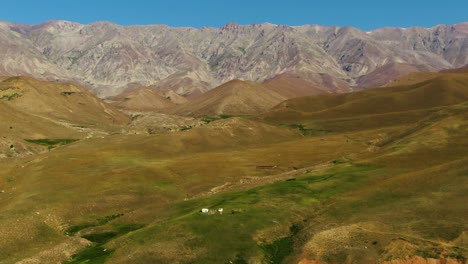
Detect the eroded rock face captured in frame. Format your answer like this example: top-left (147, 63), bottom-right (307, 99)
top-left (0, 20), bottom-right (466, 96)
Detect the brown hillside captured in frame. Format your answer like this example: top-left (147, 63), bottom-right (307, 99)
top-left (172, 79), bottom-right (287, 116)
top-left (151, 72), bottom-right (211, 98)
top-left (440, 64), bottom-right (468, 73)
top-left (384, 66), bottom-right (468, 87)
top-left (382, 64), bottom-right (468, 88)
top-left (264, 71), bottom-right (350, 98)
top-left (357, 63), bottom-right (431, 88)
top-left (2, 101), bottom-right (466, 262)
top-left (0, 76), bottom-right (129, 158)
top-left (1, 74), bottom-right (467, 262)
top-left (0, 102), bottom-right (84, 158)
top-left (0, 76), bottom-right (129, 126)
top-left (261, 73), bottom-right (468, 125)
top-left (108, 86), bottom-right (188, 112)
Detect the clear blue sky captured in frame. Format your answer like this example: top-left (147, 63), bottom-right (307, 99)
top-left (1, 0), bottom-right (467, 30)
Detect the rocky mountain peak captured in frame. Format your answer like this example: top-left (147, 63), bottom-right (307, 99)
top-left (0, 20), bottom-right (466, 97)
top-left (221, 22), bottom-right (239, 31)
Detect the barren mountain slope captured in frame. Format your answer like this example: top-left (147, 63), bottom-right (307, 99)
top-left (1, 20), bottom-right (466, 96)
top-left (0, 22), bottom-right (70, 79)
top-left (385, 64), bottom-right (468, 87)
top-left (0, 77), bottom-right (129, 158)
top-left (264, 71), bottom-right (351, 98)
top-left (0, 76), bottom-right (128, 125)
top-left (260, 72), bottom-right (468, 127)
top-left (172, 79), bottom-right (287, 116)
top-left (356, 63), bottom-right (432, 88)
top-left (108, 86), bottom-right (188, 112)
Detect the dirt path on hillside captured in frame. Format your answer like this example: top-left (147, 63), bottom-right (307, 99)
top-left (190, 161), bottom-right (335, 200)
top-left (189, 133), bottom-right (386, 200)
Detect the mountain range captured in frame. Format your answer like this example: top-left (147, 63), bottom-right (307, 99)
top-left (0, 20), bottom-right (467, 96)
top-left (0, 18), bottom-right (468, 264)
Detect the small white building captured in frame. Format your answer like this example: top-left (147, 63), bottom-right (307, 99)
top-left (201, 208), bottom-right (209, 213)
top-left (218, 208), bottom-right (224, 214)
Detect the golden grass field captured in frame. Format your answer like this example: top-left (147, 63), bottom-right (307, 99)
top-left (0, 71), bottom-right (467, 263)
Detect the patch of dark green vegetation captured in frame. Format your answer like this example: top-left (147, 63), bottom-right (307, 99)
top-left (97, 213), bottom-right (124, 225)
top-left (332, 158), bottom-right (348, 164)
top-left (65, 223), bottom-right (95, 236)
top-left (261, 224), bottom-right (300, 264)
top-left (415, 241), bottom-right (465, 260)
top-left (61, 91), bottom-right (77, 96)
top-left (24, 138), bottom-right (79, 149)
top-left (71, 224), bottom-right (144, 244)
top-left (180, 125), bottom-right (193, 131)
top-left (201, 114), bottom-right (235, 124)
top-left (63, 245), bottom-right (113, 264)
top-left (0, 93), bottom-right (21, 101)
top-left (261, 237), bottom-right (294, 264)
top-left (65, 217), bottom-right (144, 264)
top-left (281, 123), bottom-right (331, 136)
top-left (415, 247), bottom-right (443, 259)
top-left (230, 254), bottom-right (248, 264)
top-left (65, 214), bottom-right (124, 236)
top-left (446, 246), bottom-right (466, 259)
top-left (82, 232), bottom-right (118, 244)
top-left (115, 223), bottom-right (145, 234)
top-left (136, 163), bottom-right (382, 263)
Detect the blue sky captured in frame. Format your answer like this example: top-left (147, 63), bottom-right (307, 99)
top-left (1, 0), bottom-right (467, 30)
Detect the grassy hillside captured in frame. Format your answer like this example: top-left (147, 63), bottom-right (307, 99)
top-left (356, 63), bottom-right (431, 89)
top-left (0, 77), bottom-right (130, 158)
top-left (0, 116), bottom-right (374, 262)
top-left (259, 73), bottom-right (468, 133)
top-left (0, 76), bottom-right (129, 126)
top-left (0, 74), bottom-right (466, 263)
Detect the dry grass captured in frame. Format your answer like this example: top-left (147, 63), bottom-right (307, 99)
top-left (172, 79), bottom-right (287, 116)
top-left (0, 74), bottom-right (467, 263)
